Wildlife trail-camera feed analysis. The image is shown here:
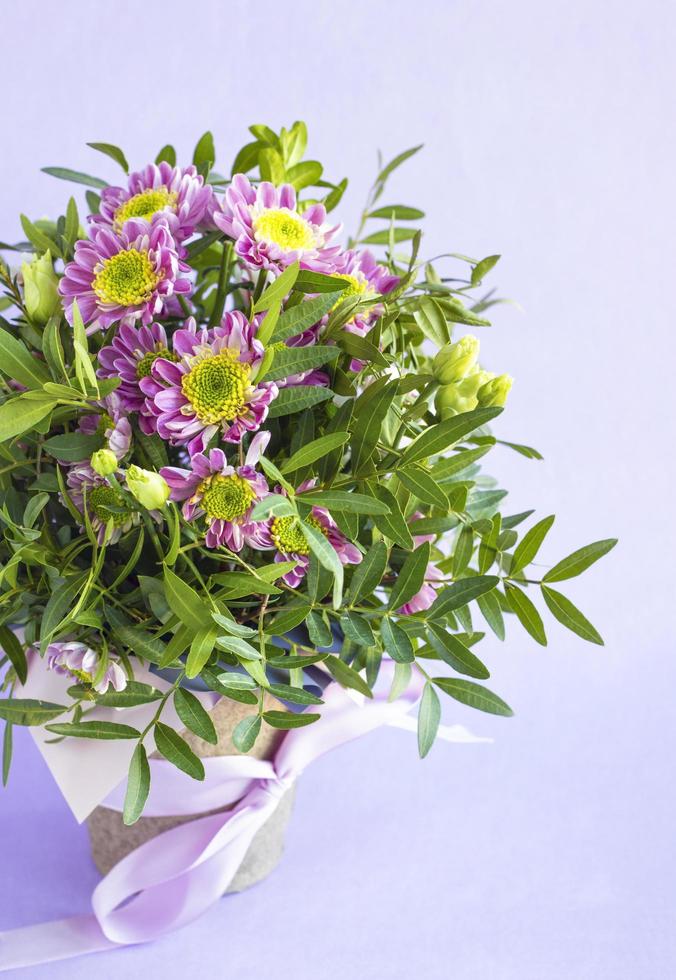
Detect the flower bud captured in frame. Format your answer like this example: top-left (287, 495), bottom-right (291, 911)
top-left (20, 251), bottom-right (61, 325)
top-left (477, 373), bottom-right (513, 407)
top-left (90, 448), bottom-right (118, 477)
top-left (126, 465), bottom-right (170, 510)
top-left (432, 335), bottom-right (480, 385)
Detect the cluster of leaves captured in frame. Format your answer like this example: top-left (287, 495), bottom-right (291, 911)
top-left (0, 124), bottom-right (616, 821)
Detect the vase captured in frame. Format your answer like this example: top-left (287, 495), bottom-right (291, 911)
top-left (86, 692), bottom-right (295, 892)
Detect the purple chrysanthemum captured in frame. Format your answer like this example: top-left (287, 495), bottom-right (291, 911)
top-left (97, 321), bottom-right (178, 432)
top-left (161, 432), bottom-right (270, 551)
top-left (89, 162), bottom-right (213, 244)
top-left (141, 311), bottom-right (278, 454)
top-left (46, 641), bottom-right (127, 694)
top-left (65, 464), bottom-right (140, 544)
top-left (255, 479), bottom-right (362, 587)
top-left (78, 392), bottom-right (132, 460)
top-left (59, 218), bottom-right (191, 330)
top-left (213, 174), bottom-right (341, 274)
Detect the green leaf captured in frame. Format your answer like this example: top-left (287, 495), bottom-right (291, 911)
top-left (388, 542), bottom-right (430, 610)
top-left (46, 720), bottom-right (140, 739)
top-left (249, 493), bottom-right (296, 521)
top-left (477, 590), bottom-right (505, 641)
top-left (123, 743), bottom-right (150, 825)
top-left (0, 394), bottom-right (55, 444)
top-left (0, 698), bottom-right (66, 725)
top-left (297, 489), bottom-right (390, 515)
top-left (95, 682), bottom-right (163, 707)
top-left (340, 612), bottom-right (375, 647)
top-left (267, 683), bottom-right (323, 705)
top-left (0, 327), bottom-right (51, 388)
top-left (370, 485), bottom-right (414, 550)
top-left (541, 586), bottom-right (604, 645)
top-left (381, 618), bottom-right (414, 663)
top-left (263, 345), bottom-right (340, 383)
top-left (281, 432), bottom-right (349, 474)
top-left (185, 626), bottom-right (218, 678)
top-left (504, 583), bottom-right (547, 646)
top-left (163, 566), bottom-right (208, 634)
top-left (40, 571), bottom-right (89, 649)
top-left (113, 624), bottom-right (166, 665)
top-left (368, 205), bottom-right (425, 220)
top-left (470, 254), bottom-right (501, 285)
top-left (192, 131), bottom-right (215, 171)
top-left (427, 576), bottom-right (499, 619)
top-left (2, 721), bottom-right (12, 787)
top-left (396, 467), bottom-right (449, 509)
top-left (266, 385), bottom-right (333, 418)
top-left (417, 682), bottom-right (441, 758)
top-left (155, 144), bottom-right (177, 166)
top-left (306, 609), bottom-right (333, 647)
top-left (41, 166), bottom-right (108, 189)
top-left (87, 142), bottom-right (129, 173)
top-left (433, 677), bottom-right (513, 716)
top-left (401, 407), bottom-right (503, 466)
top-left (174, 688), bottom-right (218, 744)
top-left (351, 378), bottom-right (398, 473)
top-left (412, 297), bottom-right (451, 348)
top-left (376, 144), bottom-right (423, 185)
top-left (253, 262), bottom-right (300, 312)
top-left (154, 722), bottom-right (205, 779)
top-left (349, 539), bottom-right (388, 603)
top-left (233, 715), bottom-right (261, 752)
top-left (43, 432), bottom-right (102, 463)
top-left (302, 520), bottom-right (344, 609)
top-left (510, 515), bottom-right (555, 574)
top-left (262, 711), bottom-right (320, 730)
top-left (0, 626), bottom-right (27, 684)
top-left (543, 539), bottom-right (618, 583)
top-left (361, 228), bottom-right (418, 245)
top-left (272, 291), bottom-right (346, 343)
top-left (452, 525), bottom-right (474, 577)
top-left (324, 654), bottom-right (372, 698)
top-left (285, 160), bottom-right (323, 190)
top-left (426, 624), bottom-right (490, 679)
top-left (294, 270), bottom-right (352, 293)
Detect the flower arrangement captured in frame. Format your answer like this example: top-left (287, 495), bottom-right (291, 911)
top-left (0, 122), bottom-right (616, 826)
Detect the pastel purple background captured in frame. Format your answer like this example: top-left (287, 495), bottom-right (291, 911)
top-left (2, 1), bottom-right (674, 976)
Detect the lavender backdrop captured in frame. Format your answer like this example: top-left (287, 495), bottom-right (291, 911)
top-left (2, 1), bottom-right (674, 976)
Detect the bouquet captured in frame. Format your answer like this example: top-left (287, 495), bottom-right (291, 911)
top-left (0, 121), bottom-right (616, 828)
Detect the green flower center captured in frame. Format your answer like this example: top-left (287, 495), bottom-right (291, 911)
top-left (136, 347), bottom-right (178, 379)
top-left (93, 249), bottom-right (161, 308)
top-left (69, 667), bottom-right (94, 685)
top-left (88, 485), bottom-right (129, 526)
top-left (182, 351), bottom-right (251, 425)
top-left (95, 412), bottom-right (114, 438)
top-left (270, 514), bottom-right (327, 555)
top-left (114, 188), bottom-right (177, 230)
top-left (253, 208), bottom-right (316, 252)
top-left (200, 474), bottom-right (255, 522)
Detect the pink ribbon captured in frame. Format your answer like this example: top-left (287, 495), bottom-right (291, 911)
top-left (0, 663), bottom-right (424, 970)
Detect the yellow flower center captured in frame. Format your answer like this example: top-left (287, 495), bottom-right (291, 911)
top-left (93, 249), bottom-right (160, 308)
top-left (136, 347), bottom-right (178, 379)
top-left (88, 485), bottom-right (129, 526)
top-left (270, 514), bottom-right (327, 555)
top-left (252, 208), bottom-right (317, 252)
top-left (181, 351), bottom-right (251, 425)
top-left (113, 188), bottom-right (178, 231)
top-left (199, 474), bottom-right (255, 522)
top-left (329, 272), bottom-right (370, 313)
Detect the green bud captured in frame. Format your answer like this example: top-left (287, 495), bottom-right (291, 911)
top-left (126, 465), bottom-right (170, 510)
top-left (432, 335), bottom-right (480, 385)
top-left (90, 449), bottom-right (118, 477)
top-left (477, 373), bottom-right (513, 407)
top-left (435, 381), bottom-right (477, 419)
top-left (20, 251), bottom-right (61, 325)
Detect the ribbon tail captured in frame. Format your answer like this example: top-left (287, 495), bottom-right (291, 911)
top-left (0, 915), bottom-right (119, 970)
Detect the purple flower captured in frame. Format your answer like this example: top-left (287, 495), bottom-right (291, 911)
top-left (65, 464), bottom-right (140, 544)
top-left (78, 392), bottom-right (132, 460)
top-left (97, 321), bottom-right (178, 432)
top-left (89, 162), bottom-right (213, 245)
top-left (59, 218), bottom-right (191, 330)
top-left (161, 432), bottom-right (270, 551)
top-left (141, 311), bottom-right (278, 454)
top-left (397, 515), bottom-right (444, 615)
top-left (255, 479), bottom-right (362, 587)
top-left (213, 174), bottom-right (341, 274)
top-left (46, 641), bottom-right (127, 694)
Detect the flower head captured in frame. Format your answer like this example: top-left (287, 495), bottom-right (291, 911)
top-left (78, 392), bottom-right (132, 460)
top-left (433, 335), bottom-right (480, 385)
top-left (255, 479), bottom-right (362, 587)
top-left (213, 174), bottom-right (341, 274)
top-left (90, 448), bottom-right (118, 477)
top-left (141, 311), bottom-right (278, 454)
top-left (126, 465), bottom-right (170, 510)
top-left (161, 432), bottom-right (270, 550)
top-left (21, 251), bottom-right (61, 324)
top-left (46, 641), bottom-right (127, 694)
top-left (59, 218), bottom-right (191, 330)
top-left (477, 373), bottom-right (513, 408)
top-left (65, 464), bottom-right (139, 544)
top-left (90, 162), bottom-right (213, 245)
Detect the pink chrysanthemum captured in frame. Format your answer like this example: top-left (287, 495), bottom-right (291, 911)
top-left (89, 162), bottom-right (213, 244)
top-left (255, 479), bottom-right (362, 587)
top-left (161, 432), bottom-right (270, 551)
top-left (397, 515), bottom-right (444, 615)
top-left (213, 174), bottom-right (341, 274)
top-left (59, 218), bottom-right (191, 330)
top-left (141, 311), bottom-right (278, 454)
top-left (46, 641), bottom-right (127, 694)
top-left (65, 464), bottom-right (140, 545)
top-left (78, 392), bottom-right (132, 460)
